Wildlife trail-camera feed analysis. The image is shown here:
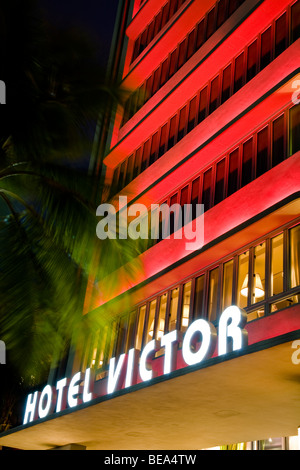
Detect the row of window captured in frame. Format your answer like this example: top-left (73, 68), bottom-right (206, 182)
top-left (81, 222), bottom-right (300, 375)
top-left (125, 0), bottom-right (246, 125)
top-left (112, 0), bottom-right (300, 196)
top-left (131, 0), bottom-right (190, 64)
top-left (113, 103), bottom-right (300, 257)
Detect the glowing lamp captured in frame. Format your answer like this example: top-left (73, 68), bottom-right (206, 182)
top-left (241, 274), bottom-right (264, 298)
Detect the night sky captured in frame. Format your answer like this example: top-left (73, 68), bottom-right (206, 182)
top-left (40, 0), bottom-right (121, 68)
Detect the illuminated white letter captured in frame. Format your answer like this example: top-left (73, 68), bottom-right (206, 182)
top-left (161, 330), bottom-right (181, 374)
top-left (56, 377), bottom-right (68, 413)
top-left (67, 371), bottom-right (83, 408)
top-left (182, 319), bottom-right (217, 366)
top-left (83, 368), bottom-right (94, 403)
top-left (96, 204), bottom-right (117, 239)
top-left (125, 349), bottom-right (139, 388)
top-left (38, 385), bottom-right (55, 419)
top-left (139, 340), bottom-right (160, 382)
top-left (107, 354), bottom-right (126, 394)
top-left (23, 391), bottom-right (39, 424)
top-left (218, 306), bottom-right (248, 355)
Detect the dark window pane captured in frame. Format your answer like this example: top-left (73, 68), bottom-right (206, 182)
top-left (133, 147), bottom-right (142, 178)
top-left (191, 177), bottom-right (200, 219)
top-left (125, 154), bottom-right (134, 186)
top-left (178, 105), bottom-right (187, 141)
top-left (149, 132), bottom-right (159, 165)
top-left (137, 83), bottom-right (146, 110)
top-left (169, 193), bottom-right (178, 235)
top-left (291, 0), bottom-right (300, 43)
top-left (188, 96), bottom-right (197, 132)
top-left (158, 123), bottom-right (168, 158)
top-left (177, 38), bottom-right (187, 69)
top-left (217, 0), bottom-right (228, 28)
top-left (234, 52), bottom-right (245, 93)
top-left (168, 115), bottom-right (177, 150)
top-left (272, 114), bottom-right (285, 166)
top-left (161, 3), bottom-right (170, 28)
top-left (289, 104), bottom-right (300, 156)
top-left (222, 64), bottom-right (232, 103)
top-left (241, 138), bottom-right (254, 187)
top-left (194, 275), bottom-right (205, 318)
top-left (196, 18), bottom-right (205, 49)
top-left (210, 75), bottom-right (219, 113)
top-left (228, 149), bottom-right (239, 195)
top-left (180, 185), bottom-right (189, 227)
top-left (206, 7), bottom-right (216, 40)
top-left (187, 28), bottom-right (196, 60)
top-left (202, 169), bottom-right (212, 211)
top-left (118, 161), bottom-right (126, 192)
top-left (147, 19), bottom-right (155, 44)
top-left (247, 40), bottom-right (258, 82)
top-left (139, 28), bottom-right (148, 54)
top-left (256, 126), bottom-right (269, 177)
top-left (111, 167), bottom-right (119, 195)
top-left (154, 11), bottom-right (162, 37)
top-left (275, 13), bottom-right (287, 58)
top-left (260, 27), bottom-right (272, 71)
top-left (169, 0), bottom-right (178, 19)
top-left (132, 37), bottom-right (140, 63)
top-left (214, 158), bottom-right (226, 205)
top-left (160, 58), bottom-right (169, 87)
top-left (169, 49), bottom-right (178, 78)
top-left (141, 139), bottom-right (151, 172)
top-left (152, 67), bottom-right (161, 95)
top-left (145, 75), bottom-right (153, 102)
top-left (199, 86), bottom-right (208, 122)
top-left (228, 0), bottom-right (240, 16)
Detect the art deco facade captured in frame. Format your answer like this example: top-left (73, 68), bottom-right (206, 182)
top-left (1, 0), bottom-right (300, 450)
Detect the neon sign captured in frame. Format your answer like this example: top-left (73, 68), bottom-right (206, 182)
top-left (23, 306), bottom-right (248, 425)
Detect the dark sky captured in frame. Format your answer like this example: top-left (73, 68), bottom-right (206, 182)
top-left (40, 0), bottom-right (120, 68)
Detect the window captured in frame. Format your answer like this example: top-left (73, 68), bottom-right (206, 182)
top-left (181, 281), bottom-right (192, 330)
top-left (161, 2), bottom-right (170, 29)
top-left (196, 18), bottom-right (205, 49)
top-left (152, 67), bottom-right (161, 95)
top-left (290, 225), bottom-right (300, 289)
top-left (289, 104), bottom-right (300, 156)
top-left (146, 300), bottom-right (157, 344)
top-left (234, 52), bottom-right (245, 93)
top-left (210, 75), bottom-right (220, 113)
top-left (147, 19), bottom-right (155, 45)
top-left (237, 251), bottom-right (249, 308)
top-left (191, 177), bottom-right (200, 220)
top-left (199, 86), bottom-right (208, 123)
top-left (168, 115), bottom-right (177, 150)
top-left (194, 275), bottom-right (205, 319)
top-left (156, 294), bottom-right (167, 339)
top-left (153, 11), bottom-right (162, 37)
top-left (222, 259), bottom-right (234, 310)
top-left (177, 38), bottom-right (187, 69)
top-left (141, 139), bottom-right (150, 172)
top-left (149, 132), bottom-right (159, 165)
top-left (217, 0), bottom-right (228, 28)
top-left (222, 64), bottom-right (232, 104)
top-left (272, 114), bottom-right (285, 167)
top-left (188, 96), bottom-right (197, 132)
top-left (206, 7), bottom-right (216, 40)
top-left (145, 76), bottom-right (153, 102)
top-left (247, 40), bottom-right (258, 82)
top-left (228, 148), bottom-right (239, 196)
top-left (256, 126), bottom-right (269, 177)
top-left (241, 138), bottom-right (253, 187)
top-left (275, 13), bottom-right (287, 58)
top-left (180, 185), bottom-right (189, 228)
top-left (178, 105), bottom-right (187, 141)
top-left (125, 154), bottom-right (134, 186)
top-left (252, 243), bottom-right (266, 304)
top-left (133, 147), bottom-right (142, 179)
top-left (260, 27), bottom-right (272, 71)
top-left (158, 123), bottom-right (168, 158)
top-left (208, 267), bottom-right (219, 322)
top-left (168, 288), bottom-right (179, 331)
top-left (271, 234), bottom-right (284, 296)
top-left (118, 161), bottom-right (126, 192)
top-left (169, 49), bottom-right (178, 78)
top-left (202, 169), bottom-right (212, 211)
top-left (291, 0), bottom-right (300, 43)
top-left (187, 28), bottom-right (196, 60)
top-left (214, 158), bottom-right (226, 205)
top-left (160, 58), bottom-right (169, 87)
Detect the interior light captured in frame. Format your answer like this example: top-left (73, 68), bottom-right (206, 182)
top-left (241, 273), bottom-right (264, 298)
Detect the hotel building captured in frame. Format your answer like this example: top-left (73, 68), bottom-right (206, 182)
top-left (1, 0), bottom-right (300, 450)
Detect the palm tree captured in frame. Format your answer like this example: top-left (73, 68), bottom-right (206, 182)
top-left (0, 0), bottom-right (140, 430)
